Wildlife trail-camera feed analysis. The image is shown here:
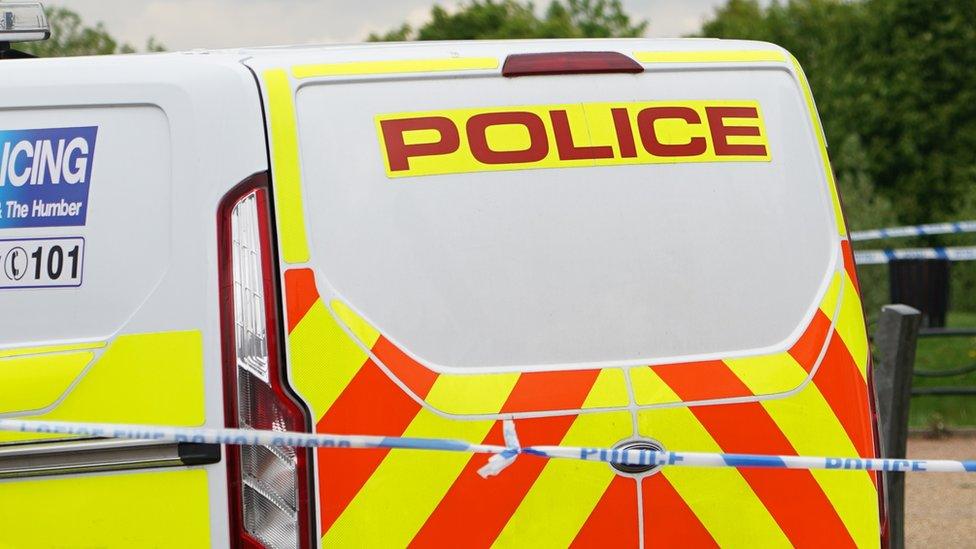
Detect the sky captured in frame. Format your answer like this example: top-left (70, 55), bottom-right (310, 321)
top-left (43, 0), bottom-right (735, 51)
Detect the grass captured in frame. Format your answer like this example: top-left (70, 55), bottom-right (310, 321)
top-left (902, 311), bottom-right (976, 428)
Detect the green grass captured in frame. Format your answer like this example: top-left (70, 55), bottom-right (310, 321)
top-left (903, 311), bottom-right (976, 428)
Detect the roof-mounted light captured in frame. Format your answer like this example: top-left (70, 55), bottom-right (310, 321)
top-left (0, 3), bottom-right (50, 43)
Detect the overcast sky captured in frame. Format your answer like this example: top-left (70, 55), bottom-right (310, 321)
top-left (44, 0), bottom-right (735, 51)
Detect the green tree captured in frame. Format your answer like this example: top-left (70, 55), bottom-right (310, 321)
top-left (368, 0), bottom-right (646, 41)
top-left (14, 6), bottom-right (163, 57)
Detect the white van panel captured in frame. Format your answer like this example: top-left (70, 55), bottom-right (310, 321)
top-left (294, 66), bottom-right (834, 370)
top-left (0, 52), bottom-right (270, 549)
top-left (0, 106), bottom-right (170, 345)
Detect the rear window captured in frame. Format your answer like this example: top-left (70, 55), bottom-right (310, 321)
top-left (295, 66), bottom-right (836, 370)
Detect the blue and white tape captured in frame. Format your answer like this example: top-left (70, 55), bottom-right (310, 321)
top-left (851, 221), bottom-right (976, 242)
top-left (854, 246), bottom-right (976, 265)
top-left (1, 417), bottom-right (973, 477)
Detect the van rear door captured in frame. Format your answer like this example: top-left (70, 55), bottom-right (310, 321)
top-left (246, 40), bottom-right (880, 548)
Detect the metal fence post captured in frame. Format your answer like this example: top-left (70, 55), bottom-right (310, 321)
top-left (873, 304), bottom-right (922, 549)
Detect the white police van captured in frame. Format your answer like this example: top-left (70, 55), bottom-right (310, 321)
top-left (0, 3), bottom-right (884, 548)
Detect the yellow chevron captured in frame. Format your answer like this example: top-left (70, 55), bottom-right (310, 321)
top-left (492, 371), bottom-right (632, 548)
top-left (330, 299), bottom-right (381, 346)
top-left (832, 274), bottom-right (869, 380)
top-left (423, 371), bottom-right (520, 415)
top-left (322, 374), bottom-right (516, 547)
top-left (631, 366), bottom-right (683, 406)
top-left (579, 367), bottom-right (630, 408)
top-left (289, 299), bottom-right (378, 421)
top-left (732, 357), bottom-right (880, 547)
top-left (637, 385), bottom-right (791, 547)
top-left (818, 271), bottom-right (843, 318)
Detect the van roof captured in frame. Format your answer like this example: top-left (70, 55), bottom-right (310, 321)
top-left (232, 37), bottom-right (790, 66)
top-left (7, 37), bottom-right (788, 64)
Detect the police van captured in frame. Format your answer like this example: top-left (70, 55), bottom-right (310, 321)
top-left (0, 3), bottom-right (885, 547)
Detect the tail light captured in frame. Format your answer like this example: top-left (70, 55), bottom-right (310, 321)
top-left (218, 173), bottom-right (314, 549)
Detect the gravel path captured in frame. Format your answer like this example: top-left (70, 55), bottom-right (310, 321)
top-left (906, 436), bottom-right (976, 547)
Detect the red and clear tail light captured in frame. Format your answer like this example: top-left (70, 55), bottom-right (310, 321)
top-left (219, 175), bottom-right (313, 549)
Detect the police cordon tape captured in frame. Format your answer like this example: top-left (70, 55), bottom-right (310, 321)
top-left (854, 246), bottom-right (976, 265)
top-left (851, 220), bottom-right (976, 242)
top-left (2, 417), bottom-right (975, 477)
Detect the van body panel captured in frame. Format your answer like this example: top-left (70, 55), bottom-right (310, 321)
top-left (0, 52), bottom-right (267, 547)
top-left (247, 39), bottom-right (880, 547)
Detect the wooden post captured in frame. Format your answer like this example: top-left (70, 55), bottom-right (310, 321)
top-left (873, 304), bottom-right (921, 549)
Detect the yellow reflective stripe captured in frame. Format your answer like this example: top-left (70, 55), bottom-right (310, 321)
top-left (732, 359), bottom-right (880, 547)
top-left (0, 469), bottom-right (210, 548)
top-left (493, 373), bottom-right (633, 547)
top-left (424, 371), bottom-right (520, 414)
top-left (0, 331), bottom-right (205, 444)
top-left (637, 384), bottom-right (791, 547)
top-left (492, 414), bottom-right (631, 548)
top-left (293, 57), bottom-right (498, 79)
top-left (634, 50), bottom-right (786, 64)
top-left (832, 274), bottom-right (869, 379)
top-left (724, 352), bottom-right (800, 394)
top-left (791, 55), bottom-right (847, 236)
top-left (323, 376), bottom-right (513, 547)
top-left (264, 69), bottom-right (310, 263)
top-left (290, 299), bottom-right (377, 421)
top-left (818, 271), bottom-right (843, 317)
top-left (329, 299), bottom-right (380, 351)
top-left (0, 341), bottom-right (104, 358)
top-left (580, 367), bottom-right (630, 408)
top-left (422, 367), bottom-right (629, 414)
top-left (631, 365), bottom-right (683, 405)
top-left (0, 352), bottom-right (94, 414)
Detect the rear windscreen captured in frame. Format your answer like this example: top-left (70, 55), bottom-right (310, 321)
top-left (295, 67), bottom-right (836, 370)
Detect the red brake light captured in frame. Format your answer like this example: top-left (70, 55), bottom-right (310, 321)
top-left (502, 51), bottom-right (644, 77)
top-left (218, 173), bottom-right (314, 549)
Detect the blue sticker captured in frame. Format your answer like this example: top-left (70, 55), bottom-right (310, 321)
top-left (0, 126), bottom-right (98, 228)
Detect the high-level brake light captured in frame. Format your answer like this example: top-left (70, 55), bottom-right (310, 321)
top-left (0, 3), bottom-right (50, 43)
top-left (219, 174), bottom-right (314, 549)
top-left (502, 51), bottom-right (643, 77)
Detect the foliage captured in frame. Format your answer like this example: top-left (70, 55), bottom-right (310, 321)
top-left (14, 6), bottom-right (163, 57)
top-left (833, 134), bottom-right (898, 322)
top-left (368, 0), bottom-right (646, 41)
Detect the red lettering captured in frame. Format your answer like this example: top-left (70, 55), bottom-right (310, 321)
top-left (467, 112), bottom-right (549, 165)
top-left (637, 107), bottom-right (707, 157)
top-left (550, 110), bottom-right (613, 160)
top-left (380, 116), bottom-right (460, 171)
top-left (706, 106), bottom-right (767, 156)
top-left (611, 108), bottom-right (637, 158)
